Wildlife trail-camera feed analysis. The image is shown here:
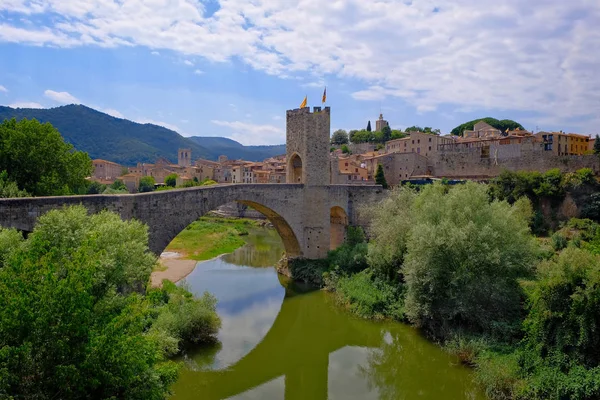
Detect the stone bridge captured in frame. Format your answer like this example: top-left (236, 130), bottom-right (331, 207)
top-left (0, 106), bottom-right (386, 259)
top-left (0, 183), bottom-right (383, 259)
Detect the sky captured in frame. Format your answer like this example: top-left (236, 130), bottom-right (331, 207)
top-left (0, 0), bottom-right (599, 145)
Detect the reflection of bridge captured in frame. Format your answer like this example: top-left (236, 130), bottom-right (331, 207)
top-left (0, 106), bottom-right (384, 260)
top-left (173, 281), bottom-right (384, 400)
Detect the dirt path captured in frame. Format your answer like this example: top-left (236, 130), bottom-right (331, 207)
top-left (150, 252), bottom-right (198, 287)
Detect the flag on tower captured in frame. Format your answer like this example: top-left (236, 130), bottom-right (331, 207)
top-left (322, 87), bottom-right (327, 104)
top-left (299, 96), bottom-right (307, 108)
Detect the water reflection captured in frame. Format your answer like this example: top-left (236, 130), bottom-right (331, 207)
top-left (171, 227), bottom-right (484, 400)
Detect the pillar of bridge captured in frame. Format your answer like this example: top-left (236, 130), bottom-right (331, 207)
top-left (286, 106), bottom-right (332, 259)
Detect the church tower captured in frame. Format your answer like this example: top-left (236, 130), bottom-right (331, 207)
top-left (178, 148), bottom-right (191, 167)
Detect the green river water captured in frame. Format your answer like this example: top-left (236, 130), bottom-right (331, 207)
top-left (170, 227), bottom-right (485, 400)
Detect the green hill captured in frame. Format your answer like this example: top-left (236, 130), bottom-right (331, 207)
top-left (0, 105), bottom-right (285, 165)
top-left (451, 118), bottom-right (525, 136)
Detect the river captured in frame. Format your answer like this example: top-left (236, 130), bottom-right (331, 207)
top-left (169, 226), bottom-right (486, 400)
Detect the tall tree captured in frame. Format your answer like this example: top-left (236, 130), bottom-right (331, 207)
top-left (381, 126), bottom-right (392, 142)
top-left (594, 134), bottom-right (600, 155)
top-left (367, 121), bottom-right (372, 132)
top-left (165, 173), bottom-right (178, 187)
top-left (331, 129), bottom-right (349, 145)
top-left (375, 164), bottom-right (388, 189)
top-left (0, 118), bottom-right (92, 196)
top-left (139, 176), bottom-right (156, 192)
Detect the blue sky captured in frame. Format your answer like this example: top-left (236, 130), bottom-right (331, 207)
top-left (0, 0), bottom-right (599, 145)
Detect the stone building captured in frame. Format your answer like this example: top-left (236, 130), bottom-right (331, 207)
top-left (385, 131), bottom-right (454, 158)
top-left (463, 121), bottom-right (502, 138)
top-left (537, 132), bottom-right (591, 156)
top-left (375, 113), bottom-right (389, 132)
top-left (363, 152), bottom-right (428, 185)
top-left (92, 159), bottom-right (123, 183)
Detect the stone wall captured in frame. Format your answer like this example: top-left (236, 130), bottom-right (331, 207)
top-left (431, 150), bottom-right (600, 178)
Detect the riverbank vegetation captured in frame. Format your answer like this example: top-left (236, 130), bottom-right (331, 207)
top-left (320, 176), bottom-right (600, 400)
top-left (0, 205), bottom-right (220, 399)
top-left (165, 216), bottom-right (262, 261)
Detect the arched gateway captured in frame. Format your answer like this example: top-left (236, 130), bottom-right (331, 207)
top-left (0, 107), bottom-right (384, 260)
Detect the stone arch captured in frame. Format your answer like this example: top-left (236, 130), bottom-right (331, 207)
top-left (288, 153), bottom-right (303, 183)
top-left (237, 200), bottom-right (302, 258)
top-left (330, 206), bottom-right (348, 250)
top-left (148, 188), bottom-right (304, 260)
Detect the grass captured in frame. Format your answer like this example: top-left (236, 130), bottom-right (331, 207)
top-left (165, 216), bottom-right (261, 261)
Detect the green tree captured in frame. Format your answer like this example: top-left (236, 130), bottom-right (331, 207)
top-left (366, 187), bottom-right (417, 281)
top-left (0, 118), bottom-right (92, 196)
top-left (331, 129), bottom-right (349, 145)
top-left (450, 118), bottom-right (525, 136)
top-left (165, 173), bottom-right (178, 187)
top-left (375, 164), bottom-right (388, 189)
top-left (110, 179), bottom-right (127, 191)
top-left (0, 206), bottom-right (220, 398)
top-left (381, 126), bottom-right (392, 142)
top-left (402, 182), bottom-right (536, 337)
top-left (0, 170), bottom-right (28, 198)
top-left (86, 180), bottom-right (106, 194)
top-left (390, 130), bottom-right (406, 140)
top-left (367, 121), bottom-right (372, 132)
top-left (341, 144), bottom-right (351, 154)
top-left (139, 176), bottom-right (156, 192)
top-left (594, 134), bottom-right (600, 155)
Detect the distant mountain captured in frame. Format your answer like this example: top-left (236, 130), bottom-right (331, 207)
top-left (0, 105), bottom-right (286, 165)
top-left (188, 136), bottom-right (285, 161)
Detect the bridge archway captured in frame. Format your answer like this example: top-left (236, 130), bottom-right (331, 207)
top-left (288, 153), bottom-right (303, 183)
top-left (330, 206), bottom-right (348, 250)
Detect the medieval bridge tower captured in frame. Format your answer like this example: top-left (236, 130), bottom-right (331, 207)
top-left (285, 106), bottom-right (334, 259)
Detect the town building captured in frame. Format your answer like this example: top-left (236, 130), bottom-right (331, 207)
top-left (92, 159), bottom-right (123, 183)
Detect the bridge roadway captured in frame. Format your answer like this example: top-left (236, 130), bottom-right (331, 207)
top-left (172, 278), bottom-right (385, 400)
top-left (0, 183), bottom-right (383, 259)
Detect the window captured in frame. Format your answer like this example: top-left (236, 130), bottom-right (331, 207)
top-left (347, 175), bottom-right (351, 180)
top-left (345, 162), bottom-right (348, 166)
top-left (412, 140), bottom-right (414, 144)
top-left (417, 148), bottom-right (421, 153)
top-left (355, 168), bottom-right (358, 172)
top-left (429, 146), bottom-right (432, 151)
top-left (429, 137), bottom-right (432, 142)
top-left (418, 139), bottom-right (420, 144)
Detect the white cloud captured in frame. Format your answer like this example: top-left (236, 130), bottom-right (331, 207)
top-left (211, 119), bottom-right (284, 145)
top-left (151, 50), bottom-right (159, 55)
top-left (194, 69), bottom-right (203, 75)
top-left (100, 108), bottom-right (124, 118)
top-left (272, 115), bottom-right (282, 120)
top-left (8, 101), bottom-right (43, 108)
top-left (183, 59), bottom-right (194, 66)
top-left (44, 89), bottom-right (79, 104)
top-left (0, 85), bottom-right (7, 93)
top-left (1, 0), bottom-right (600, 130)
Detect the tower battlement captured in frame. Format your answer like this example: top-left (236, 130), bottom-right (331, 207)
top-left (286, 106), bottom-right (331, 116)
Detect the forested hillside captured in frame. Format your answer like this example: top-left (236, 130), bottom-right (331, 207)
top-left (0, 105), bottom-right (285, 165)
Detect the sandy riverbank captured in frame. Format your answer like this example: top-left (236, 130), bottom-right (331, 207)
top-left (150, 252), bottom-right (198, 287)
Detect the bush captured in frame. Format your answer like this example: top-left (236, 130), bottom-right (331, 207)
top-left (148, 281), bottom-right (220, 356)
top-left (139, 176), bottom-right (156, 192)
top-left (524, 248), bottom-right (600, 368)
top-left (165, 173), bottom-right (178, 187)
top-left (403, 182), bottom-right (536, 338)
top-left (335, 270), bottom-right (404, 320)
top-left (366, 187), bottom-right (417, 281)
top-left (551, 232), bottom-right (568, 251)
top-left (581, 193), bottom-right (600, 222)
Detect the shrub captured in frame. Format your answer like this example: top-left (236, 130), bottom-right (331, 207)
top-left (403, 182), bottom-right (536, 338)
top-left (335, 270), bottom-right (404, 320)
top-left (366, 187), bottom-right (417, 281)
top-left (165, 173), bottom-right (178, 187)
top-left (551, 232), bottom-right (568, 251)
top-left (139, 176), bottom-right (156, 192)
